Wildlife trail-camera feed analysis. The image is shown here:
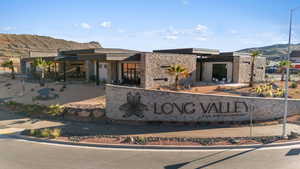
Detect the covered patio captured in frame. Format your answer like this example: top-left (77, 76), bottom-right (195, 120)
top-left (56, 48), bottom-right (142, 86)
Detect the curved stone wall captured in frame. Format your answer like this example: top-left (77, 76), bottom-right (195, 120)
top-left (106, 84), bottom-right (300, 122)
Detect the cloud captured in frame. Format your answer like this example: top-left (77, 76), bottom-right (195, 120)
top-left (2, 26), bottom-right (16, 31)
top-left (230, 29), bottom-right (238, 34)
top-left (100, 21), bottom-right (112, 28)
top-left (142, 25), bottom-right (211, 41)
top-left (165, 35), bottom-right (178, 40)
top-left (181, 0), bottom-right (189, 5)
top-left (236, 32), bottom-right (288, 46)
top-left (195, 37), bottom-right (207, 41)
top-left (195, 24), bottom-right (208, 33)
top-left (80, 23), bottom-right (91, 29)
top-left (117, 29), bottom-right (125, 33)
top-left (166, 26), bottom-right (181, 35)
top-left (161, 26), bottom-right (183, 40)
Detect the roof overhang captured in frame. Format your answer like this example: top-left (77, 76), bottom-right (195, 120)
top-left (60, 48), bottom-right (140, 56)
top-left (153, 48), bottom-right (220, 55)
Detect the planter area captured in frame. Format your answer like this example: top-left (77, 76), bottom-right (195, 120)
top-left (0, 101), bottom-right (105, 121)
top-left (20, 130), bottom-right (300, 146)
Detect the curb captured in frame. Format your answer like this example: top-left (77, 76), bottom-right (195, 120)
top-left (9, 133), bottom-right (300, 151)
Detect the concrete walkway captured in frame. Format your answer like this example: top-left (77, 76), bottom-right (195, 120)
top-left (0, 110), bottom-right (64, 134)
top-left (0, 109), bottom-right (299, 138)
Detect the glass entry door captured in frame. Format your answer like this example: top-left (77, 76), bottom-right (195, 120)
top-left (122, 63), bottom-right (140, 85)
top-left (212, 64), bottom-right (227, 81)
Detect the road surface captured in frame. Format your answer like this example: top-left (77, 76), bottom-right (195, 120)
top-left (0, 135), bottom-right (299, 169)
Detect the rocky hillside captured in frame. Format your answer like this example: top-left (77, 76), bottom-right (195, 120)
top-left (0, 34), bottom-right (102, 58)
top-left (237, 43), bottom-right (300, 57)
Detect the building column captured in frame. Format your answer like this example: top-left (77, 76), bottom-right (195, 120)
top-left (96, 59), bottom-right (100, 86)
top-left (85, 60), bottom-right (93, 82)
top-left (63, 60), bottom-right (66, 82)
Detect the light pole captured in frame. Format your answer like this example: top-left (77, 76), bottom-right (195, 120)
top-left (283, 6), bottom-right (300, 138)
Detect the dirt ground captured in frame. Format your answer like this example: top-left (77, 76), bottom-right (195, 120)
top-left (0, 74), bottom-right (105, 108)
top-left (159, 81), bottom-right (300, 99)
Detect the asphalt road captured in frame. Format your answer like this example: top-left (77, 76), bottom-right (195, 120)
top-left (0, 135), bottom-right (299, 169)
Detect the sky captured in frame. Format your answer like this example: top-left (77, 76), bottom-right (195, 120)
top-left (1, 0), bottom-right (300, 52)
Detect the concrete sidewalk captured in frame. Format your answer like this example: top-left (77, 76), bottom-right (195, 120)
top-left (0, 109), bottom-right (64, 134)
top-left (0, 109), bottom-right (299, 138)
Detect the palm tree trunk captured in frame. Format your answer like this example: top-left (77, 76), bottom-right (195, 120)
top-left (249, 56), bottom-right (255, 87)
top-left (40, 70), bottom-right (45, 86)
top-left (281, 70), bottom-right (284, 81)
top-left (175, 75), bottom-right (179, 90)
top-left (11, 67), bottom-right (15, 79)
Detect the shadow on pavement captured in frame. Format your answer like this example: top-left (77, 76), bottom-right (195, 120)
top-left (164, 148), bottom-right (259, 169)
top-left (286, 149), bottom-right (300, 156)
top-left (164, 150), bottom-right (229, 169)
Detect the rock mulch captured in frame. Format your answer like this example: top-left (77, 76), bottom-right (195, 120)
top-left (63, 105), bottom-right (105, 121)
top-left (41, 134), bottom-right (300, 146)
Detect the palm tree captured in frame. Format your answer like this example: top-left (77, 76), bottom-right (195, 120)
top-left (34, 58), bottom-right (53, 86)
top-left (249, 51), bottom-right (261, 87)
top-left (167, 64), bottom-right (187, 89)
top-left (1, 60), bottom-right (15, 79)
top-left (278, 60), bottom-right (293, 81)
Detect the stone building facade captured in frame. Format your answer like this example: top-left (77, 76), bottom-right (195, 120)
top-left (140, 52), bottom-right (197, 88)
top-left (20, 47), bottom-right (266, 88)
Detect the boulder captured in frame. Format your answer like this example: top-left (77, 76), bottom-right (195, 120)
top-left (92, 109), bottom-right (105, 118)
top-left (77, 111), bottom-right (91, 117)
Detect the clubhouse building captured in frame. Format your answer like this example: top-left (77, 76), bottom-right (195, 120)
top-left (21, 47), bottom-right (266, 88)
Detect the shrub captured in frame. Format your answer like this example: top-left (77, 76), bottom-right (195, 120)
top-left (28, 128), bottom-right (62, 138)
top-left (47, 104), bottom-right (65, 116)
top-left (135, 136), bottom-right (147, 144)
top-left (23, 104), bottom-right (46, 114)
top-left (254, 83), bottom-right (284, 98)
top-left (290, 81), bottom-right (298, 88)
top-left (29, 129), bottom-right (37, 136)
top-left (49, 128), bottom-right (62, 138)
top-left (5, 101), bottom-right (18, 106)
top-left (39, 128), bottom-right (51, 137)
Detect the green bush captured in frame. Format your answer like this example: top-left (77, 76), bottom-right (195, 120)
top-left (290, 81), bottom-right (298, 88)
top-left (47, 104), bottom-right (65, 116)
top-left (5, 101), bottom-right (18, 106)
top-left (254, 83), bottom-right (284, 98)
top-left (29, 129), bottom-right (37, 136)
top-left (135, 136), bottom-right (147, 144)
top-left (49, 128), bottom-right (62, 138)
top-left (23, 104), bottom-right (46, 114)
top-left (39, 128), bottom-right (51, 137)
top-left (28, 128), bottom-right (62, 138)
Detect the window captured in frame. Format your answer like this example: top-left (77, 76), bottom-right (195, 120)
top-left (212, 64), bottom-right (227, 81)
top-left (122, 63), bottom-right (140, 85)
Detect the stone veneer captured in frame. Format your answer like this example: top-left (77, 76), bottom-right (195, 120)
top-left (106, 84), bottom-right (300, 122)
top-left (140, 52), bottom-right (197, 89)
top-left (233, 56), bottom-right (266, 83)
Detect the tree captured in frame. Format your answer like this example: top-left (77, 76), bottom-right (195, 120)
top-left (1, 60), bottom-right (15, 79)
top-left (249, 51), bottom-right (261, 87)
top-left (167, 64), bottom-right (187, 90)
top-left (278, 60), bottom-right (293, 81)
top-left (34, 58), bottom-right (53, 86)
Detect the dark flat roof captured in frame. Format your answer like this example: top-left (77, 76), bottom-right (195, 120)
top-left (291, 50), bottom-right (300, 57)
top-left (220, 52), bottom-right (250, 57)
top-left (153, 48), bottom-right (220, 55)
top-left (60, 48), bottom-right (140, 56)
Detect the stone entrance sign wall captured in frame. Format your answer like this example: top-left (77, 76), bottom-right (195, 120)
top-left (106, 84), bottom-right (300, 122)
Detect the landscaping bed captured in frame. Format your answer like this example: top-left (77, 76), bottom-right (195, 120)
top-left (21, 128), bottom-right (300, 146)
top-left (157, 81), bottom-right (300, 99)
top-left (0, 100), bottom-right (106, 122)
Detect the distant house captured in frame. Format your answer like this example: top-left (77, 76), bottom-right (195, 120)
top-left (21, 47), bottom-right (266, 88)
top-left (291, 50), bottom-right (300, 69)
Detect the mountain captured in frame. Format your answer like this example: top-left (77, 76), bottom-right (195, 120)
top-left (237, 43), bottom-right (300, 57)
top-left (0, 34), bottom-right (102, 58)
